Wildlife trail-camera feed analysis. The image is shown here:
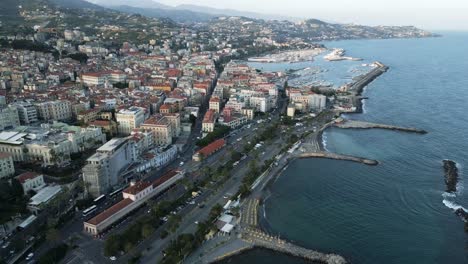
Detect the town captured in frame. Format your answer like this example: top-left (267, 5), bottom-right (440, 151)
top-left (0, 1), bottom-right (434, 264)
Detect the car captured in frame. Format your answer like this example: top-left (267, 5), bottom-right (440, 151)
top-left (189, 201), bottom-right (196, 205)
top-left (194, 221), bottom-right (199, 225)
top-left (179, 161), bottom-right (184, 166)
top-left (1, 241), bottom-right (10, 249)
top-left (223, 196), bottom-right (229, 199)
top-left (26, 253), bottom-right (34, 261)
top-left (110, 256), bottom-right (117, 261)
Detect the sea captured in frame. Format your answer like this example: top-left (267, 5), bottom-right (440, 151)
top-left (220, 32), bottom-right (468, 264)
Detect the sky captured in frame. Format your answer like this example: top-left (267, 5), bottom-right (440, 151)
top-left (154, 0), bottom-right (468, 30)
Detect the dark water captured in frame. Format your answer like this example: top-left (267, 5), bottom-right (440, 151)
top-left (231, 33), bottom-right (468, 264)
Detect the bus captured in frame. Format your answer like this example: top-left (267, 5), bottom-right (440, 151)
top-left (109, 187), bottom-right (124, 197)
top-left (82, 205), bottom-right (97, 217)
top-left (93, 194), bottom-right (106, 204)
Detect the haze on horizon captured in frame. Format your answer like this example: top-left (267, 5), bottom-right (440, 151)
top-left (106, 0), bottom-right (468, 31)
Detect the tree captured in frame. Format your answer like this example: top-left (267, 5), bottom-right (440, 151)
top-left (104, 234), bottom-right (122, 256)
top-left (141, 224), bottom-right (155, 239)
top-left (189, 114), bottom-right (197, 126)
top-left (46, 228), bottom-right (60, 243)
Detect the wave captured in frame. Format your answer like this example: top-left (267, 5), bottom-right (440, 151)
top-left (322, 132), bottom-right (328, 151)
top-left (442, 199), bottom-right (468, 212)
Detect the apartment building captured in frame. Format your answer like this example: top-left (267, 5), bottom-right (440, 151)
top-left (116, 107), bottom-right (146, 136)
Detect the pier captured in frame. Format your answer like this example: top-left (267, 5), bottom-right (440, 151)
top-left (296, 151), bottom-right (379, 166)
top-left (334, 119), bottom-right (427, 134)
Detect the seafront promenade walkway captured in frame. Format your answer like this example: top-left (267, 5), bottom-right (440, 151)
top-left (185, 197), bottom-right (347, 264)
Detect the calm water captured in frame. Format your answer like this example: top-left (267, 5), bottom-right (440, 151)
top-left (231, 33), bottom-right (468, 264)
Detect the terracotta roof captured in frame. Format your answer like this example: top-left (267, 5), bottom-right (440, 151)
top-left (197, 139), bottom-right (225, 157)
top-left (152, 170), bottom-right (179, 188)
top-left (86, 198), bottom-right (133, 226)
top-left (123, 181), bottom-right (152, 195)
top-left (17, 172), bottom-right (41, 184)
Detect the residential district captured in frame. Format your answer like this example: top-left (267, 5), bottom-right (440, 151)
top-left (0, 1), bottom-right (432, 264)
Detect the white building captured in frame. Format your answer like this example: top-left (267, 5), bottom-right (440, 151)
top-left (34, 100), bottom-right (72, 121)
top-left (116, 107), bottom-right (146, 135)
top-left (82, 138), bottom-right (136, 197)
top-left (0, 122), bottom-right (106, 166)
top-left (0, 152), bottom-right (14, 179)
top-left (17, 172), bottom-right (45, 194)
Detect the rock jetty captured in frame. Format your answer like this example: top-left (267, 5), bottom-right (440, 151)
top-left (443, 160), bottom-right (459, 193)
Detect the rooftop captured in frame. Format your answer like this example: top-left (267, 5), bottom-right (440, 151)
top-left (123, 181), bottom-right (152, 195)
top-left (29, 185), bottom-right (62, 206)
top-left (196, 139), bottom-right (225, 157)
top-left (97, 138), bottom-right (127, 153)
top-left (86, 198), bottom-right (133, 226)
top-left (17, 172), bottom-right (41, 184)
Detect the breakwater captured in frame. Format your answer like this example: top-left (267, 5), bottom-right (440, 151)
top-left (443, 160), bottom-right (459, 193)
top-left (334, 119), bottom-right (428, 134)
top-left (350, 62), bottom-right (388, 113)
top-left (296, 151), bottom-right (379, 166)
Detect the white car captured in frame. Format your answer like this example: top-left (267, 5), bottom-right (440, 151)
top-left (179, 161), bottom-right (184, 166)
top-left (25, 253), bottom-right (34, 261)
top-left (110, 256), bottom-right (117, 261)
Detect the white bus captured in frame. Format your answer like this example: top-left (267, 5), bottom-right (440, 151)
top-left (93, 195), bottom-right (106, 204)
top-left (109, 187), bottom-right (124, 197)
top-left (82, 205), bottom-right (97, 217)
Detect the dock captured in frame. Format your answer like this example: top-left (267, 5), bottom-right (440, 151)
top-left (334, 119), bottom-right (427, 134)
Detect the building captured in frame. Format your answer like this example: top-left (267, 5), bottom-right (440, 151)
top-left (28, 185), bottom-right (62, 213)
top-left (77, 109), bottom-right (100, 124)
top-left (89, 120), bottom-right (119, 138)
top-left (202, 109), bottom-right (216, 133)
top-left (116, 107), bottom-right (146, 135)
top-left (0, 152), bottom-right (14, 179)
top-left (209, 97), bottom-right (221, 113)
top-left (17, 172), bottom-right (45, 194)
top-left (287, 104), bottom-right (296, 117)
top-left (241, 108), bottom-right (255, 120)
top-left (162, 113), bottom-right (181, 138)
top-left (140, 115), bottom-right (173, 146)
top-left (0, 106), bottom-right (20, 130)
top-left (82, 138), bottom-right (136, 197)
top-left (192, 139), bottom-right (226, 161)
top-left (34, 100), bottom-right (72, 121)
top-left (0, 122), bottom-right (106, 166)
top-left (83, 170), bottom-right (184, 235)
top-left (11, 101), bottom-right (38, 125)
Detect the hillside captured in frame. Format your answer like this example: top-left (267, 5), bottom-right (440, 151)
top-left (109, 5), bottom-right (215, 23)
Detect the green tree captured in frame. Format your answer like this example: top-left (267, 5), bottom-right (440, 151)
top-left (141, 224), bottom-right (155, 239)
top-left (104, 234), bottom-right (122, 256)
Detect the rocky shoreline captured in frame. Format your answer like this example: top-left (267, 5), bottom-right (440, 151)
top-left (443, 159), bottom-right (459, 193)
